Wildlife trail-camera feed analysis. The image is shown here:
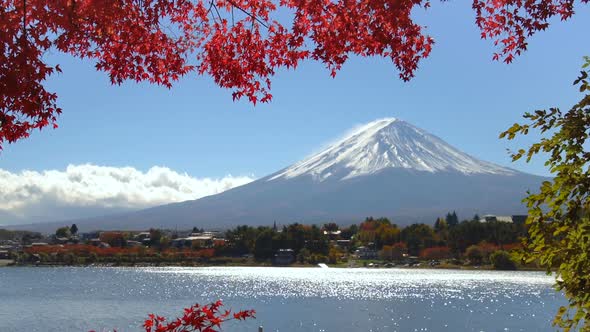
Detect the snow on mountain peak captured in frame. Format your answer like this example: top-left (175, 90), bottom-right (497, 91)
top-left (269, 118), bottom-right (516, 182)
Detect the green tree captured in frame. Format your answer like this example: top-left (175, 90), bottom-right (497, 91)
top-left (445, 211), bottom-right (459, 227)
top-left (434, 218), bottom-right (449, 245)
top-left (400, 224), bottom-right (436, 256)
top-left (282, 223), bottom-right (309, 254)
top-left (448, 220), bottom-right (486, 254)
top-left (490, 251), bottom-right (517, 271)
top-left (70, 224), bottom-right (78, 235)
top-left (500, 57), bottom-right (590, 331)
top-left (304, 225), bottom-right (329, 255)
top-left (322, 222), bottom-right (339, 232)
top-left (225, 225), bottom-right (258, 255)
top-left (55, 226), bottom-right (71, 238)
top-left (254, 229), bottom-right (275, 260)
top-left (340, 224), bottom-right (358, 240)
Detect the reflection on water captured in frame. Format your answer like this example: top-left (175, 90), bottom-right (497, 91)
top-left (146, 266), bottom-right (553, 300)
top-left (0, 267), bottom-right (561, 331)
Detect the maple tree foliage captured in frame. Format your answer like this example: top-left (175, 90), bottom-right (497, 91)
top-left (473, 0), bottom-right (588, 63)
top-left (89, 300), bottom-right (255, 332)
top-left (141, 300), bottom-right (255, 332)
top-left (0, 0), bottom-right (587, 149)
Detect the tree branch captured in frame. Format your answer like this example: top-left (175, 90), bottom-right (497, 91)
top-left (22, 0), bottom-right (27, 40)
top-left (225, 0), bottom-right (268, 28)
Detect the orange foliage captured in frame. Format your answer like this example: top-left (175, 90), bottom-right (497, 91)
top-left (501, 243), bottom-right (522, 251)
top-left (162, 248), bottom-right (215, 259)
top-left (420, 246), bottom-right (452, 260)
top-left (25, 244), bottom-right (154, 258)
top-left (477, 241), bottom-right (499, 257)
top-left (99, 232), bottom-right (127, 247)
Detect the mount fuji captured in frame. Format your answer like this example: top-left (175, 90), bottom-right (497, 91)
top-left (13, 118), bottom-right (546, 231)
top-left (269, 118), bottom-right (516, 181)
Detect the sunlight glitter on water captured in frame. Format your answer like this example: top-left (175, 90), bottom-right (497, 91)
top-left (139, 267), bottom-right (554, 301)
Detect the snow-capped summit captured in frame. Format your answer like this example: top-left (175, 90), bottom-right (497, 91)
top-left (270, 118), bottom-right (515, 182)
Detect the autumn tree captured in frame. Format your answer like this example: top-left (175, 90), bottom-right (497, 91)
top-left (1, 0), bottom-right (588, 149)
top-left (99, 231), bottom-right (127, 247)
top-left (380, 242), bottom-right (407, 261)
top-left (500, 57), bottom-right (590, 331)
top-left (375, 223), bottom-right (401, 249)
top-left (420, 246), bottom-right (452, 260)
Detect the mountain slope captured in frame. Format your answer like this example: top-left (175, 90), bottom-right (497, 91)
top-left (270, 118), bottom-right (514, 181)
top-left (9, 118), bottom-right (546, 232)
top-left (0, 209), bottom-right (22, 226)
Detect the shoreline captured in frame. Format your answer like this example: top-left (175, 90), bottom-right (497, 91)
top-left (1, 260), bottom-right (545, 272)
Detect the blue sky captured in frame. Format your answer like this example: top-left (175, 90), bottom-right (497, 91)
top-left (1, 1), bottom-right (588, 179)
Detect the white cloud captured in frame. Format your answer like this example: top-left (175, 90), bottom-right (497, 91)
top-left (0, 164), bottom-right (255, 221)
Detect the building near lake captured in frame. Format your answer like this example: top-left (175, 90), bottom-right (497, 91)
top-left (273, 249), bottom-right (295, 265)
top-left (354, 246), bottom-right (378, 260)
top-left (0, 250), bottom-right (10, 259)
top-left (479, 215), bottom-right (528, 224)
top-left (171, 232), bottom-right (224, 249)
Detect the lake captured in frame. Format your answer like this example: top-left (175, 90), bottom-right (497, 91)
top-left (0, 267), bottom-right (562, 331)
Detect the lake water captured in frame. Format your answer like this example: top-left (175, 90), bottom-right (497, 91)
top-left (0, 267), bottom-right (563, 331)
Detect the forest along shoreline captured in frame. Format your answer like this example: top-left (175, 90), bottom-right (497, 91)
top-left (1, 214), bottom-right (542, 272)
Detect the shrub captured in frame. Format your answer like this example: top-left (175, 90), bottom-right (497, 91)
top-left (87, 253), bottom-right (99, 264)
top-left (62, 252), bottom-right (76, 265)
top-left (297, 248), bottom-right (311, 263)
top-left (38, 252), bottom-right (49, 263)
top-left (328, 248), bottom-right (341, 264)
top-left (465, 245), bottom-right (484, 265)
top-left (309, 254), bottom-right (328, 264)
top-left (490, 250), bottom-right (517, 270)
